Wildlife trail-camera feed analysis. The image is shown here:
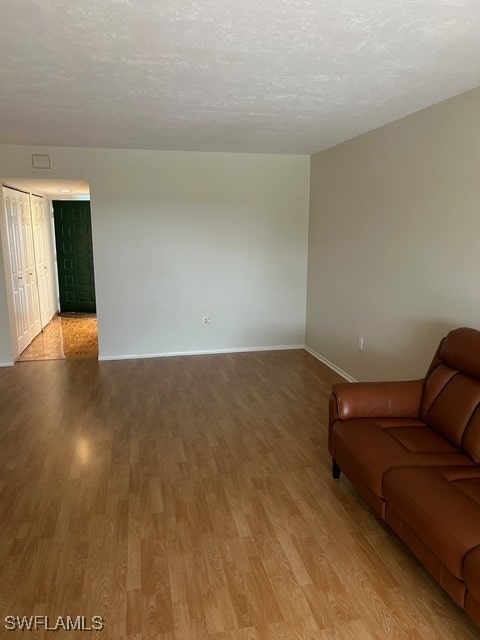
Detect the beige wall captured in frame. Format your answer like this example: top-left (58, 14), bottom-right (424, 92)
top-left (0, 146), bottom-right (310, 362)
top-left (4, 87), bottom-right (478, 374)
top-left (306, 87), bottom-right (480, 381)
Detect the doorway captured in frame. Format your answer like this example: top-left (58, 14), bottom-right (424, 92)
top-left (0, 179), bottom-right (99, 362)
top-left (53, 200), bottom-right (96, 313)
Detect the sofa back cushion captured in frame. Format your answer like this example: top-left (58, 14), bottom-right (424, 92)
top-left (421, 328), bottom-right (480, 462)
top-left (438, 328), bottom-right (480, 379)
top-left (463, 407), bottom-right (480, 464)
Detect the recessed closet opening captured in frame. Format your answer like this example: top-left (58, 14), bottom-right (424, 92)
top-left (0, 178), bottom-right (98, 362)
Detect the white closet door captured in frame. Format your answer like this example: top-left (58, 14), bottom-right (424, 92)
top-left (3, 187), bottom-right (31, 354)
top-left (31, 195), bottom-right (54, 328)
top-left (19, 191), bottom-right (41, 341)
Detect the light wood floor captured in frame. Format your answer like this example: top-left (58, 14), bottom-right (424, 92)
top-left (0, 350), bottom-right (478, 640)
top-left (18, 315), bottom-right (98, 362)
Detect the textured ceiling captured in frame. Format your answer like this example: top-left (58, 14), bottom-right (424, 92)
top-left (1, 0), bottom-right (480, 154)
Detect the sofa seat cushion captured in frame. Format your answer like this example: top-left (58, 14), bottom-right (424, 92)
top-left (330, 418), bottom-right (473, 497)
top-left (383, 466), bottom-right (480, 580)
top-left (465, 547), bottom-right (480, 602)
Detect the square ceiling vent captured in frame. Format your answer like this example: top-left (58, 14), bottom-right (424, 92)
top-left (32, 154), bottom-right (51, 169)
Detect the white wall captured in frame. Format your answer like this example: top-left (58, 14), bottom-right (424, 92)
top-left (0, 146), bottom-right (310, 361)
top-left (306, 87), bottom-right (480, 381)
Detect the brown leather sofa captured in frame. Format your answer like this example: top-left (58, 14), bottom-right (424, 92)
top-left (329, 327), bottom-right (480, 629)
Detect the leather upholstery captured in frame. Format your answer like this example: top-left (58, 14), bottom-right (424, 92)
top-left (464, 547), bottom-right (480, 601)
top-left (385, 504), bottom-right (467, 606)
top-left (464, 548), bottom-right (480, 629)
top-left (331, 418), bottom-right (472, 499)
top-left (328, 327), bottom-right (480, 631)
top-left (423, 371), bottom-right (480, 448)
top-left (439, 327), bottom-right (480, 379)
top-left (331, 380), bottom-right (424, 421)
top-left (465, 593), bottom-right (480, 630)
top-left (463, 407), bottom-right (480, 465)
top-left (383, 466), bottom-right (480, 580)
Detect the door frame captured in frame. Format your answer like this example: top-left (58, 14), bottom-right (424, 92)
top-left (0, 185), bottom-right (22, 362)
top-left (0, 179), bottom-right (95, 363)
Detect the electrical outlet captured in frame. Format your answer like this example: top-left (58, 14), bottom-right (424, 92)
top-left (358, 336), bottom-right (365, 351)
top-left (203, 316), bottom-right (213, 325)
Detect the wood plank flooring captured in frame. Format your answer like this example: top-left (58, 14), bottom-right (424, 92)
top-left (0, 350), bottom-right (478, 639)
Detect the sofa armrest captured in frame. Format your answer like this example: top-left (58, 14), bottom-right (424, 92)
top-left (329, 379), bottom-right (424, 427)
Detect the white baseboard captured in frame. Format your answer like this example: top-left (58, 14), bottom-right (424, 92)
top-left (304, 346), bottom-right (357, 382)
top-left (0, 361), bottom-right (14, 368)
top-left (98, 344), bottom-right (305, 362)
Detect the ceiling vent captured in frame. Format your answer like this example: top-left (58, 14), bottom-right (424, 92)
top-left (31, 154), bottom-right (51, 169)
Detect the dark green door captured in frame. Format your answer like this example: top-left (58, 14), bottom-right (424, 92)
top-left (53, 201), bottom-right (96, 313)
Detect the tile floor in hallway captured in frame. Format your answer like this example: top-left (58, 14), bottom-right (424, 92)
top-left (18, 315), bottom-right (98, 361)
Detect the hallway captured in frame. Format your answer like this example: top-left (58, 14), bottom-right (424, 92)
top-left (18, 315), bottom-right (98, 361)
